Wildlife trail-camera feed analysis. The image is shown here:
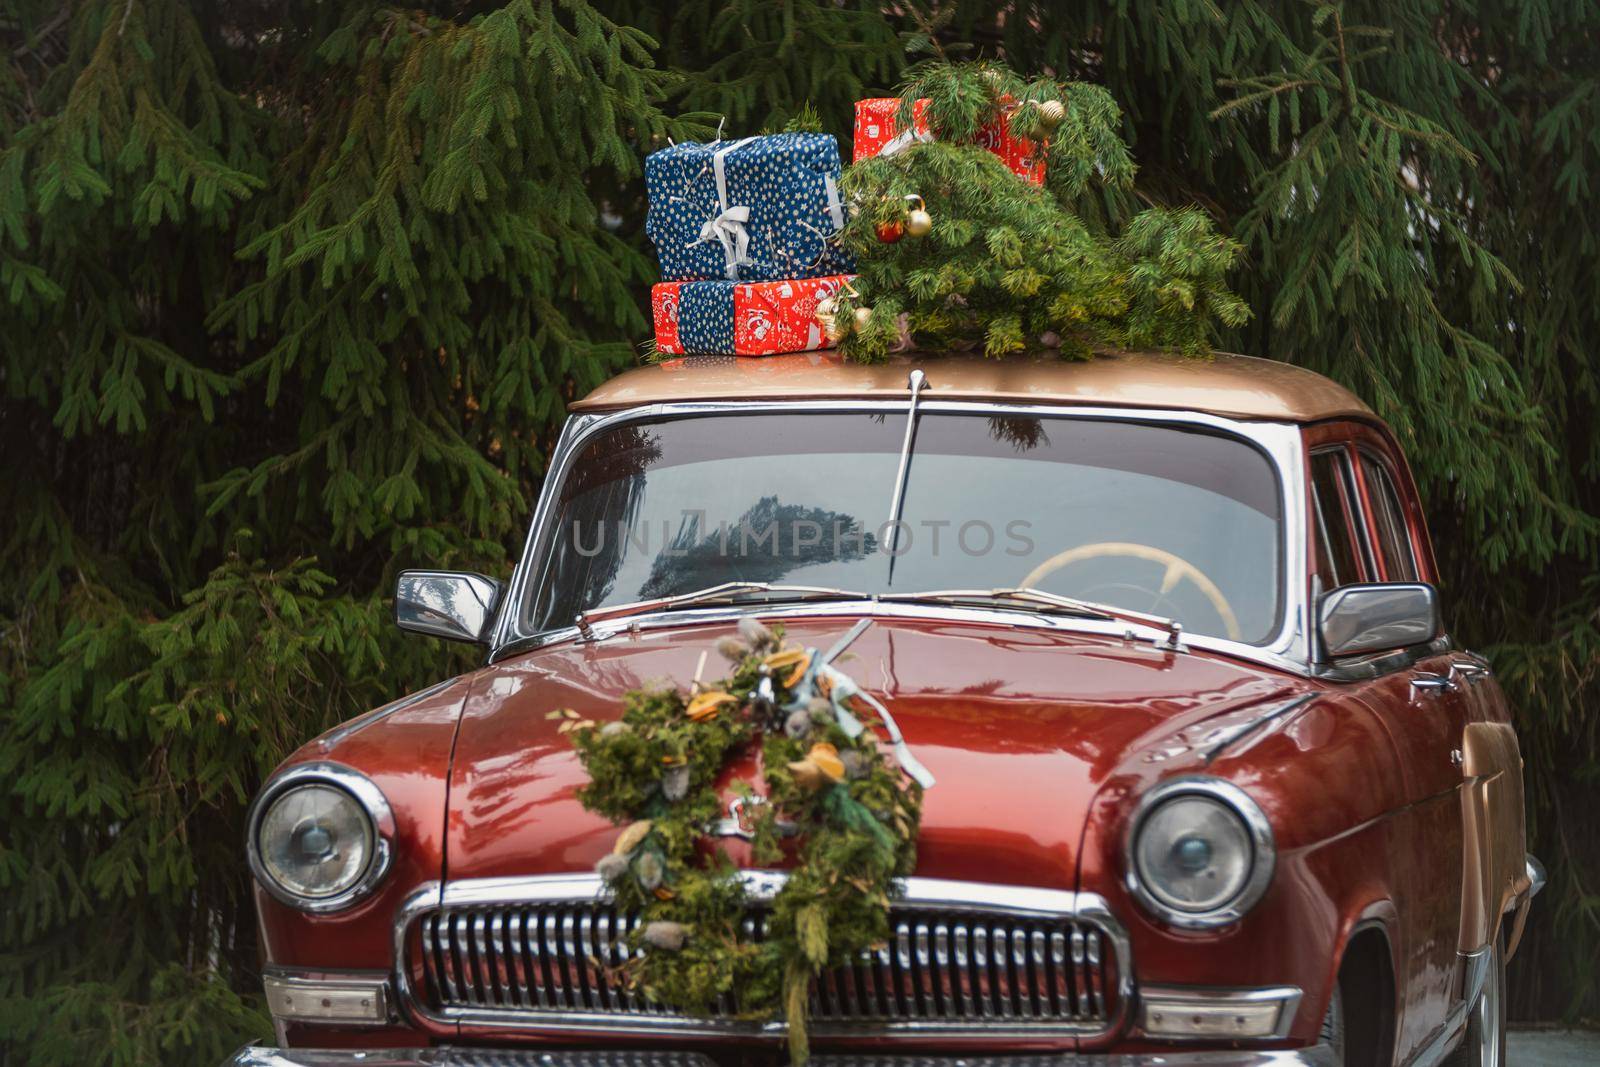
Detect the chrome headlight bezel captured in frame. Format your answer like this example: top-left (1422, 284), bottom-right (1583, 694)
top-left (246, 761), bottom-right (395, 913)
top-left (1124, 776), bottom-right (1275, 930)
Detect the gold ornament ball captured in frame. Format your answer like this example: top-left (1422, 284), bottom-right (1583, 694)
top-left (815, 296), bottom-right (837, 321)
top-left (1038, 99), bottom-right (1066, 131)
top-left (853, 306), bottom-right (874, 330)
top-left (905, 208), bottom-right (933, 238)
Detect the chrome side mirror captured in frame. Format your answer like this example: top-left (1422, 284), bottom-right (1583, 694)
top-left (1317, 582), bottom-right (1440, 660)
top-left (394, 570), bottom-right (503, 644)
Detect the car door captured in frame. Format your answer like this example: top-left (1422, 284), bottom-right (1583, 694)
top-left (1359, 441), bottom-right (1534, 958)
top-left (1306, 426), bottom-right (1469, 1061)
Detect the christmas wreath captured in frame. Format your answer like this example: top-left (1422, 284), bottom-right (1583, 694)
top-left (552, 618), bottom-right (932, 1063)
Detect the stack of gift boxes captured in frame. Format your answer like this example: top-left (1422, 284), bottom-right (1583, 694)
top-left (646, 132), bottom-right (856, 357)
top-left (646, 102), bottom-right (1045, 357)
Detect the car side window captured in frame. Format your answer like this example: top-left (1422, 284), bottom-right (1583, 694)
top-left (1310, 448), bottom-right (1370, 590)
top-left (1359, 452), bottom-right (1419, 582)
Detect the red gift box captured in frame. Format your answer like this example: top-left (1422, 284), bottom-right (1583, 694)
top-left (653, 274), bottom-right (855, 356)
top-left (852, 97), bottom-right (1045, 186)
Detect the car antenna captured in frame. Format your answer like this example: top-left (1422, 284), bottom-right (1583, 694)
top-left (884, 369), bottom-right (927, 586)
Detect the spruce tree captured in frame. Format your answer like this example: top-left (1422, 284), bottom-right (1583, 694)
top-left (1, 2), bottom-right (700, 1062)
top-left (4, 3), bottom-right (1599, 1062)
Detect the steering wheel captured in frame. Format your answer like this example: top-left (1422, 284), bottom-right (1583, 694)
top-left (1019, 541), bottom-right (1243, 641)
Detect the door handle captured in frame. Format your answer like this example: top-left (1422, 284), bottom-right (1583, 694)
top-left (1411, 672), bottom-right (1458, 695)
top-left (1453, 661), bottom-right (1490, 686)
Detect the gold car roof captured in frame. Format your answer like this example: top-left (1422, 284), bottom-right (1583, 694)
top-left (571, 349), bottom-right (1374, 423)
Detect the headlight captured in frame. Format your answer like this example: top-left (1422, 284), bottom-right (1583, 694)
top-left (1126, 777), bottom-right (1274, 929)
top-left (247, 763), bottom-right (394, 912)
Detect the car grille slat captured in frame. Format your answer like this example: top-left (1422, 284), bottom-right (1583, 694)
top-left (452, 914), bottom-right (474, 1005)
top-left (411, 898), bottom-right (1120, 1033)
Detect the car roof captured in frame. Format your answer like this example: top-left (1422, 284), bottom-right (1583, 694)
top-left (570, 348), bottom-right (1375, 423)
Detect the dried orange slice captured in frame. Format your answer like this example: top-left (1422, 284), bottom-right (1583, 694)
top-left (787, 756), bottom-right (825, 791)
top-left (763, 646), bottom-right (805, 670)
top-left (613, 820), bottom-right (653, 855)
top-left (782, 651), bottom-right (813, 687)
top-left (808, 742), bottom-right (846, 783)
top-left (685, 690), bottom-right (736, 721)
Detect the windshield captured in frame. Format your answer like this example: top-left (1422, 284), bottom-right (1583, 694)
top-left (525, 411), bottom-right (1283, 643)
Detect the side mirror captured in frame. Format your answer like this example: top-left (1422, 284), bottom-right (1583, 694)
top-left (394, 570), bottom-right (503, 644)
top-left (1317, 582), bottom-right (1440, 660)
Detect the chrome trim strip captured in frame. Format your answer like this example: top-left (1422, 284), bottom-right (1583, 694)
top-left (1411, 946), bottom-right (1492, 1067)
top-left (389, 871), bottom-right (1135, 1040)
top-left (1137, 984), bottom-right (1303, 1041)
top-left (809, 1051), bottom-right (1340, 1067)
top-left (1196, 693), bottom-right (1319, 765)
top-left (223, 1048), bottom-right (724, 1067)
top-left (245, 762), bottom-right (396, 914)
top-left (486, 399), bottom-right (1311, 675)
top-left (1124, 776), bottom-right (1276, 930)
top-left (222, 1044), bottom-right (1343, 1067)
top-left (315, 676), bottom-right (461, 749)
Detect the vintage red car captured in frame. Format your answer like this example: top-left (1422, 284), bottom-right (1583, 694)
top-left (230, 350), bottom-right (1544, 1067)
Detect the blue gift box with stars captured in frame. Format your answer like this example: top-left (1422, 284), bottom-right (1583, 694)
top-left (645, 132), bottom-right (856, 283)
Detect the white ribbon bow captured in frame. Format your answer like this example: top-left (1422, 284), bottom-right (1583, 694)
top-left (695, 205), bottom-right (751, 278)
top-left (686, 136), bottom-right (756, 279)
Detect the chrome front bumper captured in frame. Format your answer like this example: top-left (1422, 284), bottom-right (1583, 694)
top-left (225, 1045), bottom-right (1340, 1066)
top-left (226, 1051), bottom-right (718, 1067)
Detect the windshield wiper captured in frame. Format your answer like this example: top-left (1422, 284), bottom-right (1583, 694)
top-left (884, 368), bottom-right (929, 585)
top-left (877, 587), bottom-right (1185, 649)
top-left (574, 581), bottom-right (873, 639)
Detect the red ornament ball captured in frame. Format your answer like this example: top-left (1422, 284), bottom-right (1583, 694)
top-left (875, 219), bottom-right (905, 243)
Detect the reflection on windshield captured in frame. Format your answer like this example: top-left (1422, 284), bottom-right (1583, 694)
top-left (639, 497), bottom-right (879, 597)
top-left (526, 413), bottom-right (1283, 643)
top-left (986, 415), bottom-right (1051, 453)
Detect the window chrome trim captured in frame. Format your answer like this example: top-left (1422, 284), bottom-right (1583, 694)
top-left (1124, 777), bottom-right (1276, 930)
top-left (389, 871), bottom-right (1135, 1040)
top-left (487, 399), bottom-right (1310, 675)
top-left (1355, 448), bottom-right (1421, 582)
top-left (246, 762), bottom-right (395, 914)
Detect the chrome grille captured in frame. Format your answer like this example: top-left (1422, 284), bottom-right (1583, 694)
top-left (406, 887), bottom-right (1123, 1034)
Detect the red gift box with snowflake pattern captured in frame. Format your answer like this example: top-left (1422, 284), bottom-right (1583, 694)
top-left (653, 274), bottom-right (855, 356)
top-left (852, 97), bottom-right (1045, 186)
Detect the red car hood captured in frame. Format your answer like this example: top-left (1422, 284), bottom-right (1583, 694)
top-left (446, 615), bottom-right (1306, 889)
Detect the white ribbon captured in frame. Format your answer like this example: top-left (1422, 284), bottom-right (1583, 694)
top-left (687, 136), bottom-right (756, 279)
top-left (877, 125), bottom-right (934, 159)
top-left (779, 619), bottom-right (937, 790)
top-left (824, 174), bottom-right (845, 232)
top-left (818, 663), bottom-right (937, 790)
